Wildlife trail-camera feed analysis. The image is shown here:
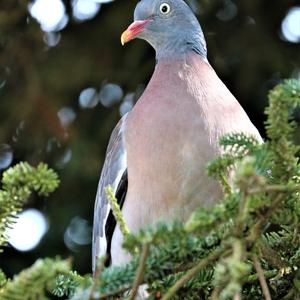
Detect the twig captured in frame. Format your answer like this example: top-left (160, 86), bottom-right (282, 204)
top-left (246, 194), bottom-right (283, 245)
top-left (282, 289), bottom-right (295, 300)
top-left (105, 185), bottom-right (130, 237)
top-left (210, 287), bottom-right (221, 300)
top-left (257, 240), bottom-right (287, 269)
top-left (252, 255), bottom-right (272, 300)
top-left (246, 270), bottom-right (277, 282)
top-left (235, 189), bottom-right (248, 237)
top-left (220, 174), bottom-right (232, 195)
top-left (94, 285), bottom-right (131, 299)
top-left (89, 256), bottom-right (107, 300)
top-left (127, 243), bottom-right (151, 300)
top-left (248, 184), bottom-right (300, 195)
top-left (161, 247), bottom-right (225, 300)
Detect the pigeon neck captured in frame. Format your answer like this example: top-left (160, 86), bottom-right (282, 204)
top-left (155, 32), bottom-right (207, 62)
top-left (155, 51), bottom-right (208, 70)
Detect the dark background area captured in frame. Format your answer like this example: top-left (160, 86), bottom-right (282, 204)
top-left (0, 0), bottom-right (299, 277)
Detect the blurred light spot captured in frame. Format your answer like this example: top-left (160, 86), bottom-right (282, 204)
top-left (0, 144), bottom-right (13, 170)
top-left (29, 0), bottom-right (68, 32)
top-left (57, 107), bottom-right (76, 127)
top-left (120, 93), bottom-right (134, 116)
top-left (0, 67), bottom-right (10, 90)
top-left (16, 120), bottom-right (25, 134)
top-left (55, 148), bottom-right (72, 169)
top-left (43, 32), bottom-right (61, 47)
top-left (0, 80), bottom-right (6, 89)
top-left (72, 0), bottom-right (101, 21)
top-left (99, 83), bottom-right (123, 107)
top-left (46, 137), bottom-right (61, 153)
top-left (7, 209), bottom-right (48, 252)
top-left (79, 87), bottom-right (99, 109)
top-left (216, 0), bottom-right (237, 22)
top-left (245, 16), bottom-right (256, 26)
top-left (64, 217), bottom-right (92, 252)
top-left (12, 120), bottom-right (26, 143)
top-left (281, 7), bottom-right (300, 43)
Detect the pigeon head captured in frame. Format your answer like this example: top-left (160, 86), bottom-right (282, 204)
top-left (121, 0), bottom-right (207, 60)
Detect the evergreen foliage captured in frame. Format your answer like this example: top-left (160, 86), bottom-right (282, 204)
top-left (63, 79), bottom-right (300, 299)
top-left (0, 79), bottom-right (300, 299)
top-left (0, 162), bottom-right (60, 251)
top-left (0, 258), bottom-right (72, 300)
top-left (53, 271), bottom-right (92, 298)
top-left (0, 162), bottom-right (61, 299)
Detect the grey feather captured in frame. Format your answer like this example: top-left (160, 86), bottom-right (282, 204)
top-left (92, 114), bottom-right (128, 272)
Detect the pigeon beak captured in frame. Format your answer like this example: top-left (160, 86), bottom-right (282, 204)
top-left (121, 19), bottom-right (151, 45)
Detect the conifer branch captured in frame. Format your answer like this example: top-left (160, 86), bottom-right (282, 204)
top-left (161, 246), bottom-right (225, 300)
top-left (105, 185), bottom-right (130, 237)
top-left (90, 257), bottom-right (106, 300)
top-left (2, 80), bottom-right (300, 300)
top-left (0, 162), bottom-right (59, 250)
top-left (252, 255), bottom-right (272, 300)
top-left (0, 258), bottom-right (71, 299)
top-left (127, 243), bottom-right (150, 300)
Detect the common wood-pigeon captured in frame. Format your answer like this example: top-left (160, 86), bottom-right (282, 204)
top-left (92, 0), bottom-right (262, 271)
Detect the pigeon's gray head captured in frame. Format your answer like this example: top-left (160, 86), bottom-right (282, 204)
top-left (121, 0), bottom-right (207, 60)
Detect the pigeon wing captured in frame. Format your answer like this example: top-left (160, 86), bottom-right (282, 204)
top-left (92, 114), bottom-right (128, 272)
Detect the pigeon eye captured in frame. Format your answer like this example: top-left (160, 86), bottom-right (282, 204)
top-left (159, 3), bottom-right (171, 14)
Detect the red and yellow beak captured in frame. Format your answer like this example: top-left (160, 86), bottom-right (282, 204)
top-left (121, 19), bottom-right (151, 45)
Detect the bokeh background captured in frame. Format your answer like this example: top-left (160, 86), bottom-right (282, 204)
top-left (0, 0), bottom-right (299, 277)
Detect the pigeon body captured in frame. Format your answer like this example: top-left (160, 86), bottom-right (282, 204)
top-left (93, 0), bottom-right (262, 269)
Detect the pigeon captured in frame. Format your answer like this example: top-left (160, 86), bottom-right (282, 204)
top-left (92, 0), bottom-right (262, 270)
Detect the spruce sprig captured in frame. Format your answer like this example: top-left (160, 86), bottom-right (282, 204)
top-left (0, 258), bottom-right (71, 300)
top-left (0, 162), bottom-right (60, 251)
top-left (2, 80), bottom-right (300, 300)
top-left (66, 79), bottom-right (299, 300)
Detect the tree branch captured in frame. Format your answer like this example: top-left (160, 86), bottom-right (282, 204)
top-left (252, 255), bottom-right (272, 300)
top-left (127, 243), bottom-right (150, 300)
top-left (161, 247), bottom-right (225, 300)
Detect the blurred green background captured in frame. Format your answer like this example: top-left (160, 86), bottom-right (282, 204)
top-left (0, 0), bottom-right (299, 277)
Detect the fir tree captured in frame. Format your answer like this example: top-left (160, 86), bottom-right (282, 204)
top-left (64, 79), bottom-right (300, 300)
top-left (0, 79), bottom-right (300, 300)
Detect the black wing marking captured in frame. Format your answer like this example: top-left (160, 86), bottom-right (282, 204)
top-left (104, 170), bottom-right (128, 266)
top-left (92, 114), bottom-right (128, 272)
